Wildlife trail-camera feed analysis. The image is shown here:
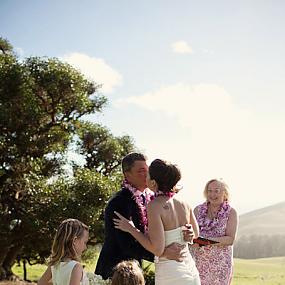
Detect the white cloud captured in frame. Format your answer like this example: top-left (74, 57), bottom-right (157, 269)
top-left (172, 41), bottom-right (193, 54)
top-left (114, 83), bottom-right (285, 214)
top-left (63, 52), bottom-right (122, 93)
top-left (115, 83), bottom-right (248, 130)
top-left (202, 48), bottom-right (214, 54)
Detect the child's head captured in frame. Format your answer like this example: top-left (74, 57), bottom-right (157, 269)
top-left (49, 218), bottom-right (89, 266)
top-left (111, 260), bottom-right (145, 285)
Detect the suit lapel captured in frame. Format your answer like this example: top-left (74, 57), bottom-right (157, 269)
top-left (120, 187), bottom-right (146, 233)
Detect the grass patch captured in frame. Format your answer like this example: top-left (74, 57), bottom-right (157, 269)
top-left (12, 257), bottom-right (285, 284)
top-left (12, 260), bottom-right (97, 282)
top-left (232, 257), bottom-right (285, 285)
top-left (12, 262), bottom-right (46, 282)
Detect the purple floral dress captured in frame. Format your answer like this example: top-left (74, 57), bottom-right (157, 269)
top-left (190, 202), bottom-right (233, 285)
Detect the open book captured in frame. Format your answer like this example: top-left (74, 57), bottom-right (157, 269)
top-left (193, 236), bottom-right (219, 247)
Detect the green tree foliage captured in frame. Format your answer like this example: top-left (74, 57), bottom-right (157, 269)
top-left (76, 121), bottom-right (135, 175)
top-left (0, 37), bottom-right (13, 55)
top-left (143, 263), bottom-right (155, 285)
top-left (0, 37), bottom-right (136, 280)
top-left (19, 169), bottom-right (117, 266)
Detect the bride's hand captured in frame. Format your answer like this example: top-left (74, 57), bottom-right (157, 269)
top-left (113, 211), bottom-right (136, 233)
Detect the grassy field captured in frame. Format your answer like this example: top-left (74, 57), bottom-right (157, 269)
top-left (11, 257), bottom-right (285, 284)
top-left (11, 260), bottom-right (96, 282)
top-left (232, 257), bottom-right (285, 285)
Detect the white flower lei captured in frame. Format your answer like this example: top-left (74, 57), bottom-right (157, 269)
top-left (86, 272), bottom-right (110, 285)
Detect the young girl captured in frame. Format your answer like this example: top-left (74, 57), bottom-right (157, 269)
top-left (38, 218), bottom-right (89, 285)
top-left (111, 260), bottom-right (145, 285)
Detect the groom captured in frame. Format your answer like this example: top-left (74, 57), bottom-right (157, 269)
top-left (95, 152), bottom-right (192, 280)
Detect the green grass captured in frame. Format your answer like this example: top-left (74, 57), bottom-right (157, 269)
top-left (12, 262), bottom-right (46, 282)
top-left (13, 257), bottom-right (285, 284)
top-left (12, 260), bottom-right (96, 282)
top-left (232, 257), bottom-right (285, 285)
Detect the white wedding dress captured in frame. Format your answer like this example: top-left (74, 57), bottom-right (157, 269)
top-left (155, 227), bottom-right (201, 285)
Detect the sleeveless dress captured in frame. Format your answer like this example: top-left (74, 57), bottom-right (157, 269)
top-left (190, 202), bottom-right (233, 285)
top-left (155, 226), bottom-right (201, 285)
top-left (51, 260), bottom-right (89, 285)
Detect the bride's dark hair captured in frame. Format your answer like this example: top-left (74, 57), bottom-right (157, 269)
top-left (149, 159), bottom-right (181, 193)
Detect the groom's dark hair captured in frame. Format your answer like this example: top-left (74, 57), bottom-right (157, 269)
top-left (122, 152), bottom-right (147, 173)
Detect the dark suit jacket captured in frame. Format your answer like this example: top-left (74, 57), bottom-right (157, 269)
top-left (95, 187), bottom-right (154, 279)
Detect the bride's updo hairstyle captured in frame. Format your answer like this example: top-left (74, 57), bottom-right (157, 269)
top-left (149, 159), bottom-right (181, 193)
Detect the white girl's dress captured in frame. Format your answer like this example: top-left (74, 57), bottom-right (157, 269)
top-left (51, 260), bottom-right (89, 285)
top-left (155, 227), bottom-right (201, 285)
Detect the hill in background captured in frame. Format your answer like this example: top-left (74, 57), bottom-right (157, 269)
top-left (237, 201), bottom-right (285, 237)
top-left (234, 201), bottom-right (285, 258)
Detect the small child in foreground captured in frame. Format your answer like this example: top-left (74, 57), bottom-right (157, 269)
top-left (111, 260), bottom-right (145, 285)
top-left (38, 218), bottom-right (89, 285)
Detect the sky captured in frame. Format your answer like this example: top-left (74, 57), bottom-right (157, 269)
top-left (1, 0), bottom-right (285, 214)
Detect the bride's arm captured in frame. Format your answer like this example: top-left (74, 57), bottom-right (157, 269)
top-left (114, 201), bottom-right (165, 256)
top-left (146, 200), bottom-right (165, 256)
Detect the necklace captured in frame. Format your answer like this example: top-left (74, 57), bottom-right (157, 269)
top-left (122, 180), bottom-right (153, 233)
top-left (151, 190), bottom-right (176, 200)
top-left (199, 201), bottom-right (231, 232)
top-left (208, 205), bottom-right (219, 220)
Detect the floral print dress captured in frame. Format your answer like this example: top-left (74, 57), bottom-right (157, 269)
top-left (190, 202), bottom-right (233, 285)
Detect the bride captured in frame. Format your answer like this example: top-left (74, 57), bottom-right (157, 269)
top-left (114, 159), bottom-right (201, 285)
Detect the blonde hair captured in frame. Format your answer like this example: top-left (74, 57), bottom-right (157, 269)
top-left (111, 260), bottom-right (145, 285)
top-left (48, 218), bottom-right (89, 266)
top-left (203, 179), bottom-right (230, 202)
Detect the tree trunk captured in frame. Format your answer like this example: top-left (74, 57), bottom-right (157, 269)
top-left (23, 259), bottom-right (27, 281)
top-left (0, 266), bottom-right (7, 281)
top-left (0, 246), bottom-right (9, 280)
top-left (2, 244), bottom-right (22, 280)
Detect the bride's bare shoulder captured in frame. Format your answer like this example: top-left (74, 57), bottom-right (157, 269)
top-left (173, 194), bottom-right (191, 208)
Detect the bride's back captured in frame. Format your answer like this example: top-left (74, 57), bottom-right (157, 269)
top-left (147, 159), bottom-right (195, 233)
top-left (155, 195), bottom-right (191, 231)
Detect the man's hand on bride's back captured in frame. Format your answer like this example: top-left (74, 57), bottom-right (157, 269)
top-left (182, 224), bottom-right (194, 243)
top-left (162, 242), bottom-right (187, 262)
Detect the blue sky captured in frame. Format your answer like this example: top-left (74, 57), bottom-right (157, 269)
top-left (1, 0), bottom-right (285, 214)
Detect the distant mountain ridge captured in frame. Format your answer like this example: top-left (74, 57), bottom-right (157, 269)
top-left (237, 201), bottom-right (285, 238)
top-left (234, 201), bottom-right (285, 258)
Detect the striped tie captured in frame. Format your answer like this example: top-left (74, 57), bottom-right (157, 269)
top-left (140, 193), bottom-right (146, 206)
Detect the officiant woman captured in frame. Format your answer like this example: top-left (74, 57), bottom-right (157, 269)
top-left (190, 179), bottom-right (238, 285)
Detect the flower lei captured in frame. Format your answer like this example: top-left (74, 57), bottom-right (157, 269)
top-left (122, 180), bottom-right (153, 233)
top-left (199, 201), bottom-right (231, 232)
top-left (151, 190), bottom-right (176, 200)
top-left (86, 272), bottom-right (110, 285)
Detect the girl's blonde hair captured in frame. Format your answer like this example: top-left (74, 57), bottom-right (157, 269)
top-left (48, 218), bottom-right (89, 266)
top-left (203, 178), bottom-right (230, 202)
top-left (111, 260), bottom-right (145, 285)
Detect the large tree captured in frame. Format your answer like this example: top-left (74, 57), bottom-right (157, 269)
top-left (0, 38), bottom-right (117, 279)
top-left (16, 126), bottom-right (136, 279)
top-left (76, 121), bottom-right (135, 175)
